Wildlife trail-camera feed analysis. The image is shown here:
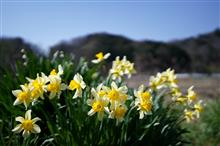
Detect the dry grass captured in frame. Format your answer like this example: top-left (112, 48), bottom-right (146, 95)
top-left (126, 74), bottom-right (220, 99)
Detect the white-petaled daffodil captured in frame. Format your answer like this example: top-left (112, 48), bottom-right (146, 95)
top-left (92, 52), bottom-right (110, 64)
top-left (134, 84), bottom-right (153, 119)
top-left (68, 73), bottom-right (86, 99)
top-left (47, 65), bottom-right (66, 99)
top-left (12, 84), bottom-right (32, 109)
top-left (103, 81), bottom-right (128, 103)
top-left (87, 88), bottom-right (109, 120)
top-left (12, 110), bottom-right (41, 137)
top-left (27, 73), bottom-right (49, 100)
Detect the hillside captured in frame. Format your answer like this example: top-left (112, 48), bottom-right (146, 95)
top-left (1, 29), bottom-right (219, 73)
top-left (50, 29), bottom-right (220, 73)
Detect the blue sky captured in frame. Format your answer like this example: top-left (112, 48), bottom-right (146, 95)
top-left (1, 0), bottom-right (219, 53)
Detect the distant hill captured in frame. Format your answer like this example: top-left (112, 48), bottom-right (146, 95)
top-left (1, 29), bottom-right (219, 73)
top-left (50, 29), bottom-right (220, 73)
top-left (170, 29), bottom-right (220, 72)
top-left (0, 37), bottom-right (40, 69)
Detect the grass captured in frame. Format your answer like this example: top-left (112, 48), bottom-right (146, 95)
top-left (183, 98), bottom-right (220, 146)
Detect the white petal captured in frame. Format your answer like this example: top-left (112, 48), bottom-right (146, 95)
top-left (15, 117), bottom-right (24, 123)
top-left (139, 111), bottom-right (144, 119)
top-left (104, 53), bottom-right (111, 59)
top-left (13, 98), bottom-right (21, 106)
top-left (80, 81), bottom-right (86, 89)
top-left (32, 117), bottom-right (41, 123)
top-left (119, 86), bottom-right (128, 93)
top-left (74, 73), bottom-right (81, 82)
top-left (32, 124), bottom-right (41, 133)
top-left (92, 59), bottom-right (100, 64)
top-left (12, 90), bottom-right (21, 97)
top-left (104, 107), bottom-right (109, 113)
top-left (91, 88), bottom-right (98, 98)
top-left (111, 82), bottom-right (118, 90)
top-left (88, 109), bottom-right (95, 116)
top-left (12, 124), bottom-right (23, 133)
top-left (25, 110), bottom-right (32, 120)
top-left (22, 130), bottom-right (30, 137)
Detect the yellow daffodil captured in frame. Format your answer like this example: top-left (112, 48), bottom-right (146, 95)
top-left (47, 65), bottom-right (66, 99)
top-left (184, 109), bottom-right (195, 123)
top-left (49, 64), bottom-right (63, 76)
top-left (92, 52), bottom-right (111, 64)
top-left (175, 96), bottom-right (188, 105)
top-left (134, 85), bottom-right (153, 119)
top-left (12, 110), bottom-right (41, 137)
top-left (194, 100), bottom-right (204, 118)
top-left (149, 68), bottom-right (178, 90)
top-left (103, 81), bottom-right (128, 103)
top-left (95, 83), bottom-right (107, 98)
top-left (109, 102), bottom-right (127, 123)
top-left (12, 84), bottom-right (32, 109)
top-left (109, 56), bottom-right (135, 81)
top-left (47, 76), bottom-right (66, 99)
top-left (27, 73), bottom-right (49, 100)
top-left (87, 88), bottom-right (109, 120)
top-left (186, 86), bottom-right (197, 104)
top-left (68, 73), bottom-right (86, 99)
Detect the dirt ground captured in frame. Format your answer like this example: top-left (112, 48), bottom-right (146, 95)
top-left (126, 74), bottom-right (220, 99)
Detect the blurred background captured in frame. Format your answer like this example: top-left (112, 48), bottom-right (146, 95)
top-left (0, 0), bottom-right (220, 97)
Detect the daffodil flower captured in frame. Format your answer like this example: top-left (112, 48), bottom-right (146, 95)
top-left (27, 73), bottom-right (49, 100)
top-left (49, 64), bottom-right (63, 77)
top-left (47, 65), bottom-right (66, 99)
top-left (47, 76), bottom-right (66, 99)
top-left (186, 86), bottom-right (197, 104)
top-left (109, 56), bottom-right (135, 81)
top-left (12, 84), bottom-right (32, 109)
top-left (149, 68), bottom-right (177, 90)
top-left (92, 52), bottom-right (110, 64)
top-left (12, 110), bottom-right (41, 137)
top-left (68, 73), bottom-right (86, 99)
top-left (194, 100), bottom-right (204, 118)
top-left (184, 109), bottom-right (195, 123)
top-left (109, 102), bottom-right (127, 123)
top-left (87, 88), bottom-right (109, 120)
top-left (103, 82), bottom-right (128, 103)
top-left (134, 84), bottom-right (153, 119)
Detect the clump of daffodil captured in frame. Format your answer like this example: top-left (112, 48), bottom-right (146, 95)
top-left (171, 87), bottom-right (188, 105)
top-left (68, 73), bottom-right (86, 99)
top-left (109, 56), bottom-right (135, 81)
top-left (149, 68), bottom-right (177, 90)
top-left (102, 81), bottom-right (128, 104)
top-left (87, 88), bottom-right (109, 120)
top-left (134, 84), bottom-right (153, 119)
top-left (12, 110), bottom-right (41, 137)
top-left (12, 84), bottom-right (32, 109)
top-left (47, 65), bottom-right (66, 99)
top-left (109, 102), bottom-right (127, 123)
top-left (91, 52), bottom-right (111, 64)
top-left (27, 73), bottom-right (49, 100)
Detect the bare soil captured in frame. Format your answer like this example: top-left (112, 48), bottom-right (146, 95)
top-left (126, 74), bottom-right (220, 99)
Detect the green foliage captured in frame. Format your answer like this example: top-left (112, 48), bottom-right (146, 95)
top-left (0, 51), bottom-right (191, 146)
top-left (184, 99), bottom-right (220, 146)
